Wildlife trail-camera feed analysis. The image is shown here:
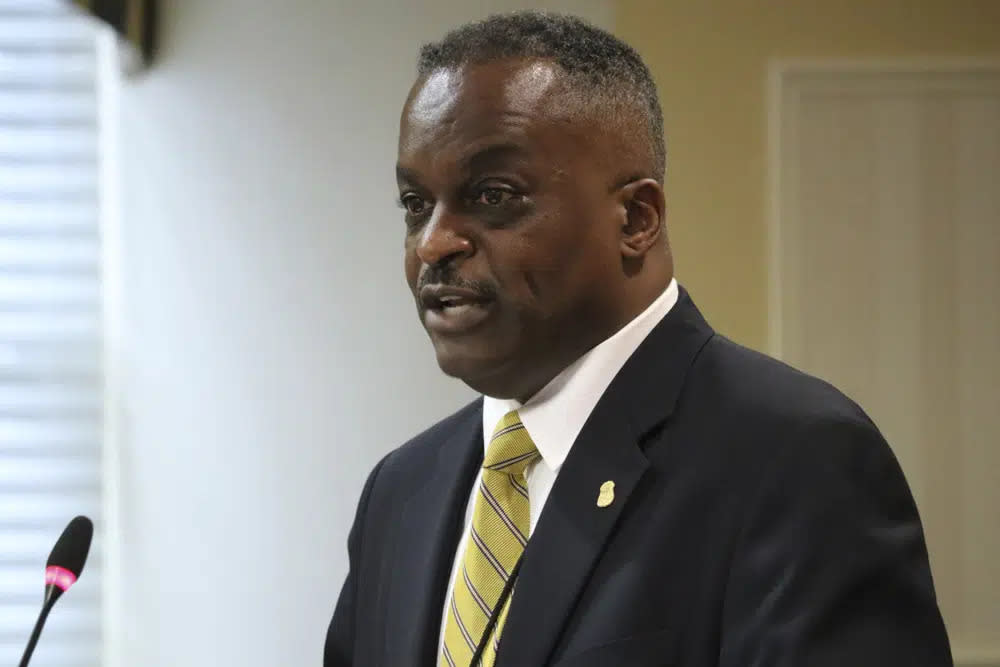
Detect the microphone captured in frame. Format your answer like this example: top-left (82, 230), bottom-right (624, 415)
top-left (18, 515), bottom-right (94, 667)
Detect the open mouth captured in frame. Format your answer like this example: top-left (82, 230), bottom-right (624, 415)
top-left (434, 294), bottom-right (483, 313)
top-left (420, 286), bottom-right (494, 333)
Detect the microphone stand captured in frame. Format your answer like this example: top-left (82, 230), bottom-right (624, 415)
top-left (19, 587), bottom-right (61, 667)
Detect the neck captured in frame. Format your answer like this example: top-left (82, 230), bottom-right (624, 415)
top-left (512, 273), bottom-right (674, 404)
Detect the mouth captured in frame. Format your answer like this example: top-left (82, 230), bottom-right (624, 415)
top-left (419, 285), bottom-right (495, 334)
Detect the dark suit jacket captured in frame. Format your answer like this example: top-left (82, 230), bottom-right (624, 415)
top-left (325, 289), bottom-right (952, 666)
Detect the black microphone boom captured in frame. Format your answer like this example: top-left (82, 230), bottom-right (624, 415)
top-left (19, 515), bottom-right (94, 667)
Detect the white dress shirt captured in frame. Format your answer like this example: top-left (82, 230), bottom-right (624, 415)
top-left (437, 278), bottom-right (679, 654)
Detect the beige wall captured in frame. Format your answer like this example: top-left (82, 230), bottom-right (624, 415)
top-left (617, 0), bottom-right (1000, 351)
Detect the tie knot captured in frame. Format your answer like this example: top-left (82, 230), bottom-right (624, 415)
top-left (483, 410), bottom-right (539, 477)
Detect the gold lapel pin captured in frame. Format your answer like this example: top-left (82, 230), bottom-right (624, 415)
top-left (596, 480), bottom-right (615, 508)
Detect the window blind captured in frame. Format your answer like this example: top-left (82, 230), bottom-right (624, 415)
top-left (0, 1), bottom-right (103, 666)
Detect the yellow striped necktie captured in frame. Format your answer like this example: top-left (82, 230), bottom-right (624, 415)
top-left (440, 411), bottom-right (539, 667)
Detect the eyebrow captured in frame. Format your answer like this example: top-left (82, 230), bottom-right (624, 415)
top-left (461, 142), bottom-right (531, 174)
top-left (396, 164), bottom-right (420, 186)
top-left (396, 142), bottom-right (532, 186)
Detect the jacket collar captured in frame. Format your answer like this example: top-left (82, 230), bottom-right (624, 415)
top-left (496, 287), bottom-right (715, 666)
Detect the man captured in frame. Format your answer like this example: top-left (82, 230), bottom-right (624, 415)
top-left (326, 11), bottom-right (952, 667)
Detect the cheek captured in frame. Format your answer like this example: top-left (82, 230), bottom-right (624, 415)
top-left (495, 236), bottom-right (579, 307)
top-left (403, 243), bottom-right (420, 288)
top-left (512, 216), bottom-right (615, 306)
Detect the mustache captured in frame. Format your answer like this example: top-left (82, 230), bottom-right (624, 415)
top-left (416, 265), bottom-right (497, 300)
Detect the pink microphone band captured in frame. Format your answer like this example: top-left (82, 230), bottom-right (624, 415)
top-left (45, 566), bottom-right (78, 592)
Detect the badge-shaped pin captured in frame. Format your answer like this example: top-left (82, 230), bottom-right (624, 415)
top-left (596, 480), bottom-right (615, 508)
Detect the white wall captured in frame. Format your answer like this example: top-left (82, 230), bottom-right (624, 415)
top-left (110, 1), bottom-right (613, 665)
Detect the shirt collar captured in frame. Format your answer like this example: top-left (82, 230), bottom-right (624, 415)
top-left (482, 278), bottom-right (679, 471)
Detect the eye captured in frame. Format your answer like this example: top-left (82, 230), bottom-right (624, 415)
top-left (399, 194), bottom-right (428, 216)
top-left (475, 187), bottom-right (513, 206)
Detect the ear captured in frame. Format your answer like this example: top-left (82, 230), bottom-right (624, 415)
top-left (618, 178), bottom-right (666, 259)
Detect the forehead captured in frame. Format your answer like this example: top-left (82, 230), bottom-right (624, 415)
top-left (398, 60), bottom-right (582, 174)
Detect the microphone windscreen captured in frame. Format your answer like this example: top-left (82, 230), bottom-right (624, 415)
top-left (45, 515), bottom-right (93, 578)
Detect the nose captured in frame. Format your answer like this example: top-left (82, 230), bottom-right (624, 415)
top-left (415, 206), bottom-right (473, 267)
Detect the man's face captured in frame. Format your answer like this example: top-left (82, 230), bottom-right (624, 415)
top-left (397, 60), bottom-right (625, 401)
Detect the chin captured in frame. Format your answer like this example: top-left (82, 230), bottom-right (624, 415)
top-left (433, 346), bottom-right (505, 397)
top-left (432, 343), bottom-right (537, 401)
top-left (434, 347), bottom-right (494, 387)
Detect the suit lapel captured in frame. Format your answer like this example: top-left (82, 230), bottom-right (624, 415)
top-left (497, 405), bottom-right (649, 667)
top-left (496, 289), bottom-right (715, 666)
top-left (382, 403), bottom-right (484, 667)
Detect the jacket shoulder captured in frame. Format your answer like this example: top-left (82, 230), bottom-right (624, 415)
top-left (694, 334), bottom-right (876, 430)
